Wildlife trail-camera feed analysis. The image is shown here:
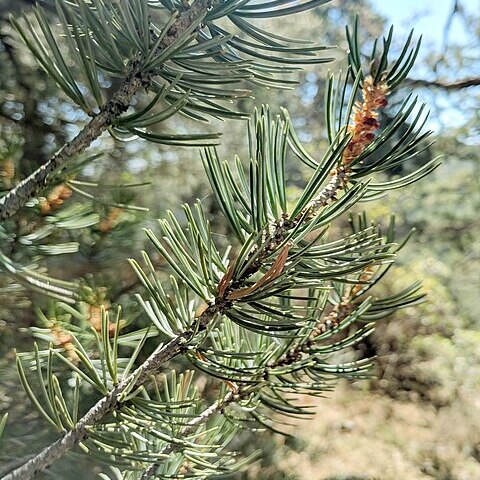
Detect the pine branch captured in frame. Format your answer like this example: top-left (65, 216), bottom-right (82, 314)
top-left (4, 132), bottom-right (372, 477)
top-left (0, 0), bottom-right (214, 222)
top-left (0, 211), bottom-right (284, 477)
top-left (2, 303), bottom-right (219, 480)
top-left (0, 70), bottom-right (141, 222)
top-left (228, 78), bottom-right (390, 278)
top-left (140, 286), bottom-right (362, 479)
top-left (137, 79), bottom-right (405, 475)
top-left (4, 20), bottom-right (436, 478)
top-left (294, 75), bottom-right (389, 221)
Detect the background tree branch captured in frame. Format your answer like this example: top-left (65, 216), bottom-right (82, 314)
top-left (406, 76), bottom-right (480, 90)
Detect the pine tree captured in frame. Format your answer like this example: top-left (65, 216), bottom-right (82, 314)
top-left (0, 1), bottom-right (439, 479)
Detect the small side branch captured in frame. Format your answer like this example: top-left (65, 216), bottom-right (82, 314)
top-left (140, 392), bottom-right (235, 480)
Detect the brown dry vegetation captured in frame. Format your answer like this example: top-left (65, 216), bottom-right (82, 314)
top-left (251, 382), bottom-right (480, 480)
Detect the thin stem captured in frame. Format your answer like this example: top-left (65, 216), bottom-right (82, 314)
top-left (140, 392), bottom-right (235, 480)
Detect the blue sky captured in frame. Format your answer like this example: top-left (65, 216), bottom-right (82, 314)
top-left (370, 0), bottom-right (475, 50)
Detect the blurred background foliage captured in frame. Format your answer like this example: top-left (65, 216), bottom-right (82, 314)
top-left (0, 0), bottom-right (479, 478)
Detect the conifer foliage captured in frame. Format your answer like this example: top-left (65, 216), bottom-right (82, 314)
top-left (0, 1), bottom-right (439, 479)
